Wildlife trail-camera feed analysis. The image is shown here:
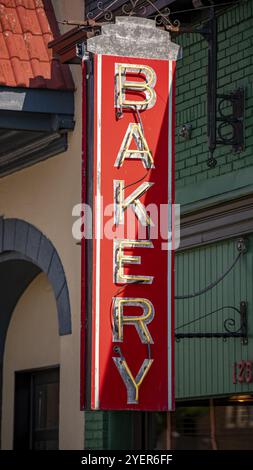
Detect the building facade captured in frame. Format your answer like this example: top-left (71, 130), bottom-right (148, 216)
top-left (83, 0), bottom-right (253, 450)
top-left (0, 0), bottom-right (84, 449)
top-left (0, 0), bottom-right (253, 450)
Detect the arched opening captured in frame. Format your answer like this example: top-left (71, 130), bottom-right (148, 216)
top-left (0, 218), bottom-right (72, 449)
top-left (1, 273), bottom-right (60, 449)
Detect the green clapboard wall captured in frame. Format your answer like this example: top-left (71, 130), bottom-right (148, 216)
top-left (175, 236), bottom-right (253, 399)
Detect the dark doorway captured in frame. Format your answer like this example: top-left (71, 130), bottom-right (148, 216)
top-left (14, 367), bottom-right (60, 450)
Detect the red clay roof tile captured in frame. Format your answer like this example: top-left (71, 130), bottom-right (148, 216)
top-left (17, 5), bottom-right (42, 34)
top-left (4, 31), bottom-right (30, 59)
top-left (0, 2), bottom-right (17, 7)
top-left (0, 58), bottom-right (16, 85)
top-left (35, 6), bottom-right (50, 34)
top-left (0, 6), bottom-right (23, 33)
top-left (0, 0), bottom-right (74, 90)
top-left (25, 32), bottom-right (49, 60)
top-left (0, 33), bottom-right (9, 58)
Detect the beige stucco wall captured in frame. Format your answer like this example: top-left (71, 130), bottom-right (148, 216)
top-left (2, 273), bottom-right (60, 449)
top-left (0, 0), bottom-right (84, 449)
top-left (52, 0), bottom-right (84, 35)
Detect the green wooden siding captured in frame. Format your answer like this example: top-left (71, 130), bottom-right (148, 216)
top-left (174, 0), bottom-right (253, 400)
top-left (175, 236), bottom-right (253, 399)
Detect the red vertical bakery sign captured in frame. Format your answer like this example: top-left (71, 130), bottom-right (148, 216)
top-left (83, 18), bottom-right (180, 411)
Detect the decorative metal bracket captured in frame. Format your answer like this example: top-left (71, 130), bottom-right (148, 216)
top-left (82, 3), bottom-right (244, 168)
top-left (86, 0), bottom-right (181, 29)
top-left (197, 8), bottom-right (245, 168)
top-left (175, 301), bottom-right (248, 345)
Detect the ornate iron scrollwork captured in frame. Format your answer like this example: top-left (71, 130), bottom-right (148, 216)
top-left (87, 0), bottom-right (180, 29)
top-left (121, 0), bottom-right (148, 17)
top-left (175, 301), bottom-right (248, 345)
top-left (87, 0), bottom-right (115, 21)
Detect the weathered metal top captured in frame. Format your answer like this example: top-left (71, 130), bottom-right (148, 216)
top-left (87, 16), bottom-right (182, 60)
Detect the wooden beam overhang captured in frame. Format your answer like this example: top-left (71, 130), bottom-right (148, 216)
top-left (48, 27), bottom-right (91, 64)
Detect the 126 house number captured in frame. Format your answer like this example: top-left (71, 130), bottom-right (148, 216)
top-left (233, 360), bottom-right (253, 384)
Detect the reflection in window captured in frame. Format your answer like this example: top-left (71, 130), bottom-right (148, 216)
top-left (148, 399), bottom-right (253, 450)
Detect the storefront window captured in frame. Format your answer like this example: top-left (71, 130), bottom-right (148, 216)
top-left (148, 398), bottom-right (253, 450)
